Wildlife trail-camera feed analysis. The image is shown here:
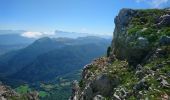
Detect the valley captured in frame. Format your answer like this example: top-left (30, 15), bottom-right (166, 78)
top-left (0, 35), bottom-right (111, 100)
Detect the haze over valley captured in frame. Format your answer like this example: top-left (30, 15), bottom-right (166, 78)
top-left (0, 0), bottom-right (170, 100)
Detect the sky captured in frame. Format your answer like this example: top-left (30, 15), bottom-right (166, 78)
top-left (0, 0), bottom-right (170, 37)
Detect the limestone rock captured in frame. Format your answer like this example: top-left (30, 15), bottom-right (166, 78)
top-left (137, 37), bottom-right (149, 47)
top-left (93, 95), bottom-right (105, 100)
top-left (160, 36), bottom-right (170, 46)
top-left (111, 8), bottom-right (151, 66)
top-left (158, 14), bottom-right (170, 27)
top-left (70, 80), bottom-right (80, 100)
top-left (91, 74), bottom-right (118, 97)
top-left (133, 79), bottom-right (149, 91)
top-left (26, 91), bottom-right (39, 100)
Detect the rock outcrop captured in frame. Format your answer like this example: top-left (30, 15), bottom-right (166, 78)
top-left (0, 82), bottom-right (39, 100)
top-left (70, 8), bottom-right (170, 100)
top-left (0, 82), bottom-right (19, 100)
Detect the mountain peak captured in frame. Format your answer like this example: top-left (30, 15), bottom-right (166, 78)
top-left (35, 37), bottom-right (52, 43)
top-left (70, 8), bottom-right (170, 100)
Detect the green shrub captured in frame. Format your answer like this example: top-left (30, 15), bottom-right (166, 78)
top-left (161, 27), bottom-right (170, 36)
top-left (138, 9), bottom-right (165, 17)
top-left (79, 80), bottom-right (85, 88)
top-left (107, 46), bottom-right (111, 57)
top-left (128, 25), bottom-right (143, 35)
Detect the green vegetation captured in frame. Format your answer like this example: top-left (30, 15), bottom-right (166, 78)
top-left (15, 85), bottom-right (31, 94)
top-left (107, 46), bottom-right (111, 57)
top-left (39, 91), bottom-right (48, 98)
top-left (88, 65), bottom-right (98, 73)
top-left (83, 44), bottom-right (170, 99)
top-left (41, 70), bottom-right (82, 100)
top-left (127, 25), bottom-right (143, 35)
top-left (79, 79), bottom-right (85, 89)
top-left (161, 27), bottom-right (170, 36)
top-left (127, 9), bottom-right (169, 45)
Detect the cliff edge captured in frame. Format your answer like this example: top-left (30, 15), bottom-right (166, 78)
top-left (70, 8), bottom-right (170, 100)
top-left (0, 82), bottom-right (39, 100)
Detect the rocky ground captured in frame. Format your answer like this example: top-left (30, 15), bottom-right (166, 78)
top-left (0, 82), bottom-right (39, 100)
top-left (70, 8), bottom-right (170, 100)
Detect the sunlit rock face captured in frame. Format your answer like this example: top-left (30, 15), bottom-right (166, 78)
top-left (111, 8), bottom-right (170, 66)
top-left (70, 8), bottom-right (170, 100)
top-left (111, 8), bottom-right (150, 66)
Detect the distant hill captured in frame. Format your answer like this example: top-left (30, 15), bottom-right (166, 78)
top-left (54, 30), bottom-right (89, 38)
top-left (0, 33), bottom-right (34, 45)
top-left (0, 36), bottom-right (111, 84)
top-left (0, 32), bottom-right (35, 55)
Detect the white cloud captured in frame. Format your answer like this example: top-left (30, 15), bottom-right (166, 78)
top-left (136, 0), bottom-right (168, 8)
top-left (21, 31), bottom-right (56, 38)
top-left (21, 31), bottom-right (43, 38)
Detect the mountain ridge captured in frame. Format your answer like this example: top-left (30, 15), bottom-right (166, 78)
top-left (0, 36), bottom-right (111, 85)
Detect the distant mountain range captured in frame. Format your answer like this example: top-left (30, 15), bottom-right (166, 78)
top-left (0, 33), bottom-right (35, 55)
top-left (0, 30), bottom-right (111, 55)
top-left (0, 36), bottom-right (111, 85)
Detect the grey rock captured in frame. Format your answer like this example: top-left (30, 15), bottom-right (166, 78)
top-left (137, 37), bottom-right (149, 47)
top-left (93, 95), bottom-right (105, 100)
top-left (167, 72), bottom-right (170, 78)
top-left (156, 76), bottom-right (170, 88)
top-left (133, 79), bottom-right (149, 91)
top-left (111, 9), bottom-right (151, 66)
top-left (135, 70), bottom-right (145, 79)
top-left (82, 84), bottom-right (93, 100)
top-left (70, 80), bottom-right (80, 100)
top-left (0, 83), bottom-right (20, 100)
top-left (156, 64), bottom-right (164, 69)
top-left (136, 64), bottom-right (143, 70)
top-left (114, 87), bottom-right (129, 100)
top-left (155, 48), bottom-right (167, 57)
top-left (158, 14), bottom-right (170, 27)
top-left (26, 91), bottom-right (39, 100)
top-left (160, 79), bottom-right (170, 88)
top-left (166, 60), bottom-right (170, 65)
top-left (160, 36), bottom-right (170, 45)
top-left (91, 74), bottom-right (119, 97)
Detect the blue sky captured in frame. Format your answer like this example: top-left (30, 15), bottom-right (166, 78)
top-left (0, 0), bottom-right (170, 36)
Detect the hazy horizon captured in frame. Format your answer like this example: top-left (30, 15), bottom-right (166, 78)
top-left (1, 0), bottom-right (170, 38)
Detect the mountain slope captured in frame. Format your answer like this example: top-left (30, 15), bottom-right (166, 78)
top-left (0, 37), bottom-right (67, 75)
top-left (70, 8), bottom-right (170, 100)
top-left (11, 43), bottom-right (108, 82)
top-left (0, 36), bottom-right (111, 84)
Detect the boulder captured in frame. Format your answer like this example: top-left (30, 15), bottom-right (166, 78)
top-left (26, 91), bottom-right (39, 100)
top-left (137, 37), bottom-right (149, 47)
top-left (160, 36), bottom-right (170, 45)
top-left (93, 95), bottom-right (105, 100)
top-left (91, 74), bottom-right (119, 97)
top-left (113, 87), bottom-right (130, 100)
top-left (158, 14), bottom-right (170, 27)
top-left (135, 70), bottom-right (145, 79)
top-left (160, 79), bottom-right (170, 88)
top-left (70, 80), bottom-right (80, 100)
top-left (133, 79), bottom-right (149, 91)
top-left (82, 84), bottom-right (93, 100)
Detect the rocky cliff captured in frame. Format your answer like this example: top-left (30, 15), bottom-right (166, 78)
top-left (0, 82), bottom-right (39, 100)
top-left (70, 8), bottom-right (170, 100)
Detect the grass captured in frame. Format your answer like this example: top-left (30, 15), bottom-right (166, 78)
top-left (39, 91), bottom-right (48, 98)
top-left (15, 85), bottom-right (31, 94)
top-left (126, 8), bottom-right (170, 47)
